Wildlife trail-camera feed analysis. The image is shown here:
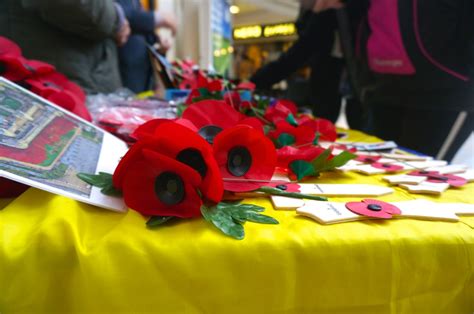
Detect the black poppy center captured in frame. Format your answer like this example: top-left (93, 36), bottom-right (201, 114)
top-left (198, 125), bottom-right (223, 144)
top-left (365, 158), bottom-right (376, 163)
top-left (367, 204), bottom-right (382, 212)
top-left (23, 63), bottom-right (35, 72)
top-left (276, 184), bottom-right (288, 191)
top-left (435, 176), bottom-right (449, 182)
top-left (227, 146), bottom-right (252, 177)
top-left (419, 171), bottom-right (430, 175)
top-left (0, 62), bottom-right (6, 74)
top-left (44, 81), bottom-right (60, 89)
top-left (155, 172), bottom-right (185, 205)
top-left (382, 164), bottom-right (391, 168)
top-left (176, 148), bottom-right (207, 178)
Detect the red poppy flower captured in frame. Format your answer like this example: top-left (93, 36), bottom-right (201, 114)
top-left (238, 117), bottom-right (264, 134)
top-left (276, 145), bottom-right (327, 169)
top-left (0, 37), bottom-right (21, 56)
top-left (371, 162), bottom-right (404, 172)
top-left (345, 199), bottom-right (401, 219)
top-left (408, 170), bottom-right (468, 187)
top-left (182, 99), bottom-right (263, 142)
top-left (296, 114), bottom-right (313, 125)
top-left (117, 148), bottom-right (203, 218)
top-left (213, 125), bottom-right (277, 192)
top-left (276, 99), bottom-right (298, 115)
top-left (183, 100), bottom-right (244, 129)
top-left (355, 155), bottom-right (382, 163)
top-left (117, 122), bottom-right (224, 203)
top-left (131, 118), bottom-right (198, 140)
top-left (264, 100), bottom-right (296, 124)
top-left (0, 37), bottom-right (54, 81)
top-left (265, 182), bottom-right (301, 193)
top-left (299, 118), bottom-right (337, 142)
top-left (236, 81), bottom-right (256, 91)
top-left (25, 72), bottom-right (91, 121)
top-left (208, 79), bottom-right (223, 92)
top-left (268, 121), bottom-right (316, 146)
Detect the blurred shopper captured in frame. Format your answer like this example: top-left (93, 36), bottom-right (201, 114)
top-left (250, 0), bottom-right (365, 127)
top-left (344, 0), bottom-right (474, 160)
top-left (0, 0), bottom-right (130, 94)
top-left (116, 0), bottom-right (177, 93)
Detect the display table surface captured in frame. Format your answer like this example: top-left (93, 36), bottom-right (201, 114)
top-left (1, 130), bottom-right (473, 313)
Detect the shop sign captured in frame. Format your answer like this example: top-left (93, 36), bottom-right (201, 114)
top-left (233, 23), bottom-right (296, 40)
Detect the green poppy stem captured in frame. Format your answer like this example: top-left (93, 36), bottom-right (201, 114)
top-left (257, 187), bottom-right (327, 201)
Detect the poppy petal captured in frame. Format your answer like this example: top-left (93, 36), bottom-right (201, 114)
top-left (362, 199), bottom-right (401, 215)
top-left (356, 155), bottom-right (381, 163)
top-left (214, 125), bottom-right (277, 192)
top-left (345, 201), bottom-right (393, 219)
top-left (372, 162), bottom-right (404, 172)
top-left (121, 158), bottom-right (202, 218)
top-left (183, 100), bottom-right (244, 130)
top-left (149, 122), bottom-right (224, 203)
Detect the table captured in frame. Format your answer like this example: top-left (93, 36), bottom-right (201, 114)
top-left (1, 130), bottom-right (473, 313)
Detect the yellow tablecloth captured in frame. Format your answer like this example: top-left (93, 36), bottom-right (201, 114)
top-left (1, 130), bottom-right (473, 313)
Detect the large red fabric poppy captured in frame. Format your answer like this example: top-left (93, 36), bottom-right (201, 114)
top-left (268, 121), bottom-right (316, 146)
top-left (213, 125), bottom-right (277, 192)
top-left (114, 122), bottom-right (223, 203)
top-left (276, 145), bottom-right (327, 169)
top-left (119, 148), bottom-right (203, 218)
top-left (346, 199), bottom-right (401, 219)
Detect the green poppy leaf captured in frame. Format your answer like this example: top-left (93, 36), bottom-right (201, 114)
top-left (286, 113), bottom-right (298, 126)
top-left (289, 160), bottom-right (317, 181)
top-left (146, 216), bottom-right (174, 228)
top-left (277, 133), bottom-right (296, 147)
top-left (201, 204), bottom-right (245, 240)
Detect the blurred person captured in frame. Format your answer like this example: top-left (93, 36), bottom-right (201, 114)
top-left (116, 0), bottom-right (177, 93)
top-left (0, 0), bottom-right (130, 94)
top-left (250, 0), bottom-right (364, 128)
top-left (343, 0), bottom-right (474, 160)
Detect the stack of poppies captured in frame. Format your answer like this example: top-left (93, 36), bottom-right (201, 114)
top-left (0, 37), bottom-right (91, 121)
top-left (80, 79), bottom-right (356, 238)
top-left (0, 37), bottom-right (92, 198)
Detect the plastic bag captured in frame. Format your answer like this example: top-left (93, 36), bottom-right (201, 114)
top-left (87, 89), bottom-right (176, 144)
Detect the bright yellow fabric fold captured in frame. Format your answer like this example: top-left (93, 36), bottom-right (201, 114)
top-left (1, 130), bottom-right (473, 313)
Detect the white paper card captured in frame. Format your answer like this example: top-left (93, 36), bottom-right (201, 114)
top-left (425, 164), bottom-right (468, 174)
top-left (457, 169), bottom-right (474, 181)
top-left (392, 160), bottom-right (448, 170)
top-left (296, 200), bottom-right (461, 225)
top-left (382, 174), bottom-right (426, 185)
top-left (400, 182), bottom-right (450, 195)
top-left (299, 184), bottom-right (394, 196)
top-left (0, 78), bottom-right (127, 212)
